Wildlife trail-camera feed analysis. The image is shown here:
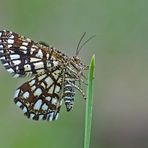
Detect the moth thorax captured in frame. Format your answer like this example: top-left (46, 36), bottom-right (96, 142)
top-left (66, 58), bottom-right (81, 76)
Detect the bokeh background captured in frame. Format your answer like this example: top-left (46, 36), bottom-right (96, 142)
top-left (0, 0), bottom-right (148, 148)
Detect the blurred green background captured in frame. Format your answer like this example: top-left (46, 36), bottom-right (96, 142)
top-left (0, 0), bottom-right (148, 148)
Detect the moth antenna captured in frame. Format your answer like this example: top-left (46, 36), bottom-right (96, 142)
top-left (76, 32), bottom-right (86, 56)
top-left (77, 34), bottom-right (96, 55)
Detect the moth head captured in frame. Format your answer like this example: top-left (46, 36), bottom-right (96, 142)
top-left (67, 33), bottom-right (95, 80)
top-left (71, 56), bottom-right (88, 71)
top-left (72, 32), bottom-right (95, 71)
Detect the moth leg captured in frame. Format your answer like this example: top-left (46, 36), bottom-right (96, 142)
top-left (70, 81), bottom-right (86, 100)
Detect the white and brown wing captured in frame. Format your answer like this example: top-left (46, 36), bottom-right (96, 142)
top-left (0, 30), bottom-right (58, 78)
top-left (14, 67), bottom-right (63, 121)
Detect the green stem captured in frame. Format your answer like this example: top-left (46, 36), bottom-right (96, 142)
top-left (84, 55), bottom-right (95, 148)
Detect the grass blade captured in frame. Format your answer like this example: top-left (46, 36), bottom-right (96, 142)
top-left (84, 54), bottom-right (95, 148)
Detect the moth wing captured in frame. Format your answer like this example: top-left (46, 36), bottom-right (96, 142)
top-left (0, 30), bottom-right (58, 78)
top-left (14, 67), bottom-right (63, 121)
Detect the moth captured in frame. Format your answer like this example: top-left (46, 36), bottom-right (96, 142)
top-left (0, 30), bottom-right (93, 121)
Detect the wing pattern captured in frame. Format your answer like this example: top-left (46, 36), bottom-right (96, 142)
top-left (14, 67), bottom-right (63, 121)
top-left (0, 30), bottom-right (58, 78)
